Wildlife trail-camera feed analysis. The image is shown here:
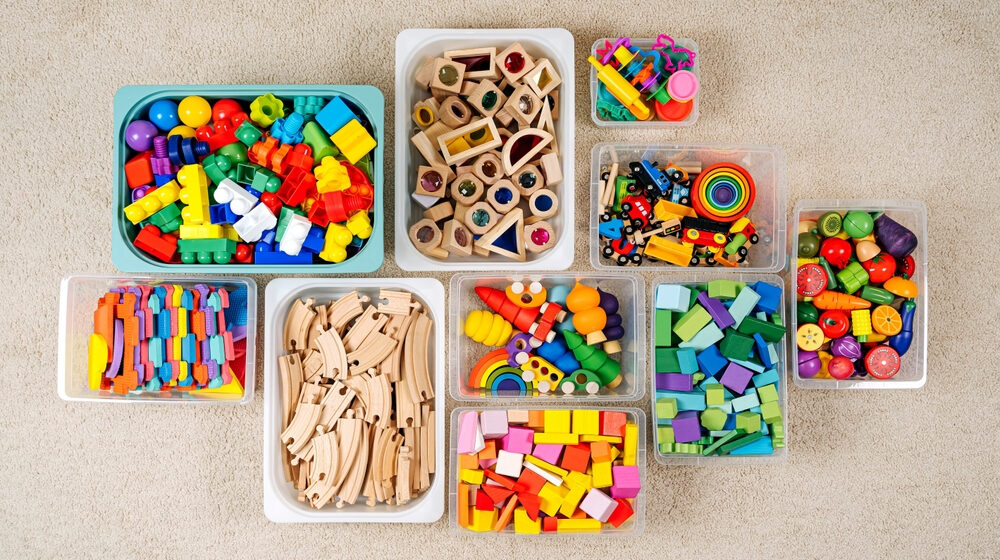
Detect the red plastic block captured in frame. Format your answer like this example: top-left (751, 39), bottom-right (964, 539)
top-left (133, 224), bottom-right (178, 262)
top-left (516, 467), bottom-right (546, 495)
top-left (277, 166), bottom-right (317, 206)
top-left (560, 443), bottom-right (591, 473)
top-left (541, 516), bottom-right (558, 532)
top-left (482, 484), bottom-right (515, 506)
top-left (600, 411), bottom-right (628, 438)
top-left (516, 492), bottom-right (540, 521)
top-left (474, 489), bottom-right (494, 511)
top-left (606, 498), bottom-right (634, 528)
top-left (124, 152), bottom-right (154, 188)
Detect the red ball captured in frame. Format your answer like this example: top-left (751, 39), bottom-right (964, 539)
top-left (212, 98), bottom-right (243, 123)
top-left (828, 356), bottom-right (854, 380)
top-left (820, 237), bottom-right (853, 269)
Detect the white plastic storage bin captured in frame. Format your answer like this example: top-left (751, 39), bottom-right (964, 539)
top-left (790, 199), bottom-right (928, 389)
top-left (589, 37), bottom-right (700, 127)
top-left (58, 275), bottom-right (257, 405)
top-left (395, 28), bottom-right (575, 271)
top-left (262, 278), bottom-right (445, 522)
top-left (650, 273), bottom-right (789, 465)
top-left (449, 406), bottom-right (646, 535)
top-left (590, 143), bottom-right (787, 273)
top-left (450, 273), bottom-right (646, 402)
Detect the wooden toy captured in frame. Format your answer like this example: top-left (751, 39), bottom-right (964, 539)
top-left (408, 43), bottom-right (563, 261)
top-left (278, 291), bottom-right (435, 508)
top-left (409, 218), bottom-right (448, 259)
top-left (455, 408), bottom-right (640, 533)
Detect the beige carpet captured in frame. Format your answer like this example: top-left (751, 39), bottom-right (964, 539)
top-left (2, 1), bottom-right (998, 557)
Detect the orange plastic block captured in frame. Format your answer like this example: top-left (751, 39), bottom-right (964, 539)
top-left (483, 468), bottom-right (519, 491)
top-left (479, 439), bottom-right (497, 461)
top-left (542, 516), bottom-right (558, 532)
top-left (516, 467), bottom-right (546, 494)
top-left (494, 497), bottom-right (518, 532)
top-left (459, 452), bottom-right (479, 471)
top-left (560, 443), bottom-right (591, 473)
top-left (601, 411), bottom-right (628, 437)
top-left (458, 482), bottom-right (471, 528)
top-left (483, 484), bottom-right (515, 506)
top-left (527, 410), bottom-right (545, 428)
top-left (590, 440), bottom-right (612, 463)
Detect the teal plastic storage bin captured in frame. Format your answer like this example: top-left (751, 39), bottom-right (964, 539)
top-left (112, 85), bottom-right (385, 273)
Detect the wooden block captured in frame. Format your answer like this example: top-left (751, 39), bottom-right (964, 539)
top-left (440, 219), bottom-right (473, 257)
top-left (445, 46), bottom-right (499, 80)
top-left (437, 117), bottom-right (502, 165)
top-left (486, 179), bottom-right (520, 213)
top-left (422, 120), bottom-right (453, 149)
top-left (511, 163), bottom-right (545, 197)
top-left (507, 409), bottom-right (531, 424)
top-left (464, 201), bottom-right (498, 235)
top-left (539, 152), bottom-right (562, 187)
top-left (502, 128), bottom-right (552, 175)
top-left (408, 218), bottom-right (448, 259)
top-left (430, 57), bottom-right (465, 94)
top-left (474, 207), bottom-right (526, 261)
top-left (503, 83), bottom-right (542, 127)
top-left (410, 130), bottom-right (445, 167)
top-left (524, 220), bottom-right (554, 254)
top-left (523, 58), bottom-right (562, 99)
top-left (423, 201), bottom-right (453, 222)
top-left (439, 96), bottom-right (472, 128)
top-left (412, 97), bottom-right (439, 128)
top-left (545, 90), bottom-right (559, 120)
top-left (449, 172), bottom-right (485, 205)
top-left (536, 101), bottom-right (558, 155)
top-left (496, 42), bottom-right (535, 83)
top-left (494, 107), bottom-right (514, 127)
top-left (453, 202), bottom-right (471, 226)
top-left (528, 189), bottom-right (558, 219)
top-left (414, 165), bottom-right (449, 198)
top-left (472, 151), bottom-right (504, 185)
top-left (414, 57), bottom-right (435, 89)
top-left (466, 79), bottom-right (506, 119)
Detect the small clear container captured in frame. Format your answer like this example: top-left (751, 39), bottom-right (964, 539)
top-left (450, 273), bottom-right (646, 402)
top-left (449, 405), bottom-right (646, 536)
top-left (394, 28), bottom-right (575, 271)
top-left (262, 278), bottom-right (445, 522)
top-left (650, 273), bottom-right (789, 465)
top-left (590, 143), bottom-right (787, 273)
top-left (790, 199), bottom-right (928, 389)
top-left (57, 275), bottom-right (257, 404)
top-left (589, 37), bottom-right (700, 128)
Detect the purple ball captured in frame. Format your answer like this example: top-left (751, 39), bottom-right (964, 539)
top-left (798, 350), bottom-right (821, 378)
top-left (830, 335), bottom-right (862, 360)
top-left (125, 120), bottom-right (157, 152)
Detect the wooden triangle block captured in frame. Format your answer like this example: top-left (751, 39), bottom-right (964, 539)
top-left (482, 484), bottom-right (516, 505)
top-left (537, 101), bottom-right (558, 155)
top-left (516, 492), bottom-right (541, 521)
top-left (474, 208), bottom-right (525, 261)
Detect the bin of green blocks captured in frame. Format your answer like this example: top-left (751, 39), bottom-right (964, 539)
top-left (651, 275), bottom-right (788, 465)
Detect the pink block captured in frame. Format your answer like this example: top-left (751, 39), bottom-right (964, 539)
top-left (531, 443), bottom-right (563, 464)
top-left (579, 488), bottom-right (617, 522)
top-left (479, 409), bottom-right (509, 439)
top-left (610, 465), bottom-right (641, 499)
top-left (479, 457), bottom-right (498, 469)
top-left (457, 410), bottom-right (485, 455)
top-left (500, 426), bottom-right (534, 455)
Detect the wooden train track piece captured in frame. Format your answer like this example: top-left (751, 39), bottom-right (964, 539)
top-left (377, 289), bottom-right (420, 316)
top-left (283, 298), bottom-right (316, 352)
top-left (347, 331), bottom-right (397, 376)
top-left (328, 291), bottom-right (370, 333)
top-left (314, 328), bottom-right (349, 380)
top-left (342, 306), bottom-right (388, 353)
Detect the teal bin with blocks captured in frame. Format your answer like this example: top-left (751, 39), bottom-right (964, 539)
top-left (112, 85), bottom-right (385, 273)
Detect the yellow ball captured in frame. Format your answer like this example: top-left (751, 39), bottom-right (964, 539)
top-left (178, 95), bottom-right (212, 127)
top-left (167, 125), bottom-right (196, 139)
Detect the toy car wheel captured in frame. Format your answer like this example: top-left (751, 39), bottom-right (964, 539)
top-left (738, 246), bottom-right (749, 258)
top-left (602, 246), bottom-right (614, 258)
top-left (621, 202), bottom-right (632, 213)
top-left (630, 253), bottom-right (643, 265)
top-left (600, 212), bottom-right (611, 222)
top-left (680, 196), bottom-right (690, 205)
top-left (750, 233), bottom-right (760, 244)
top-left (601, 171), bottom-right (610, 182)
top-left (616, 254), bottom-right (629, 266)
top-left (623, 224), bottom-right (635, 235)
top-left (689, 256), bottom-right (701, 266)
top-left (631, 218), bottom-right (644, 229)
top-left (706, 255), bottom-right (717, 266)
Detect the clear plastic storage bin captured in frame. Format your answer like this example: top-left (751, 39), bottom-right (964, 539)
top-left (58, 275), bottom-right (257, 404)
top-left (450, 273), bottom-right (646, 402)
top-left (394, 28), bottom-right (575, 271)
top-left (590, 143), bottom-right (787, 273)
top-left (790, 199), bottom-right (928, 389)
top-left (651, 273), bottom-right (789, 465)
top-left (589, 37), bottom-right (700, 128)
top-left (262, 278), bottom-right (445, 522)
top-left (449, 406), bottom-right (646, 535)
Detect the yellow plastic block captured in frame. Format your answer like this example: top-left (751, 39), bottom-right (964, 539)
top-left (543, 409), bottom-right (571, 433)
top-left (514, 507), bottom-right (541, 534)
top-left (178, 224), bottom-right (224, 240)
top-left (170, 285), bottom-right (183, 308)
top-left (609, 446), bottom-right (621, 462)
top-left (580, 435), bottom-right (623, 444)
top-left (176, 309), bottom-right (188, 338)
top-left (538, 482), bottom-right (567, 516)
top-left (177, 164), bottom-right (210, 225)
top-left (557, 518), bottom-right (602, 533)
top-left (190, 371), bottom-right (243, 397)
top-left (319, 223), bottom-right (353, 263)
top-left (558, 484), bottom-right (587, 517)
top-left (330, 119), bottom-right (376, 164)
top-left (572, 409), bottom-right (600, 435)
top-left (623, 423), bottom-right (638, 466)
top-left (346, 211), bottom-right (372, 239)
top-left (592, 460), bottom-right (612, 488)
top-left (221, 225), bottom-right (241, 241)
top-left (459, 468), bottom-right (484, 484)
top-left (525, 454), bottom-right (568, 478)
top-left (123, 181), bottom-right (180, 224)
top-left (314, 156), bottom-right (350, 193)
top-left (470, 508), bottom-right (497, 532)
top-left (565, 471), bottom-right (592, 491)
top-left (87, 334), bottom-right (108, 390)
top-left (176, 360), bottom-right (188, 382)
top-left (533, 432), bottom-right (579, 445)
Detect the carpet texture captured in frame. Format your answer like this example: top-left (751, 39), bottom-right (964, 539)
top-left (1, 1), bottom-right (998, 557)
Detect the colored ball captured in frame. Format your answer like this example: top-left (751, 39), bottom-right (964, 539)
top-left (178, 95), bottom-right (212, 127)
top-left (843, 211), bottom-right (874, 238)
top-left (828, 356), bottom-right (854, 380)
top-left (212, 98), bottom-right (243, 123)
top-left (124, 120), bottom-right (157, 152)
top-left (147, 99), bottom-right (180, 131)
top-left (167, 125), bottom-right (196, 139)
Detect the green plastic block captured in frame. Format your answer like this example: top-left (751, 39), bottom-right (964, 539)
top-left (760, 401), bottom-right (782, 424)
top-left (728, 286), bottom-right (761, 327)
top-left (657, 426), bottom-right (675, 445)
top-left (656, 398), bottom-right (678, 419)
top-left (655, 309), bottom-right (673, 347)
top-left (719, 331), bottom-right (755, 360)
top-left (678, 322), bottom-right (725, 351)
top-left (655, 347), bottom-right (680, 373)
top-left (692, 372), bottom-right (705, 385)
top-left (674, 304), bottom-right (712, 342)
top-left (701, 429), bottom-right (743, 456)
top-left (736, 412), bottom-right (761, 434)
top-left (756, 383), bottom-right (779, 404)
top-left (149, 203), bottom-right (182, 233)
top-left (700, 408), bottom-right (727, 431)
top-left (720, 432), bottom-right (766, 454)
top-left (737, 316), bottom-right (787, 343)
top-left (706, 384), bottom-right (725, 406)
top-left (250, 168), bottom-right (281, 193)
top-left (659, 443), bottom-right (671, 454)
top-left (707, 279), bottom-right (739, 299)
top-left (235, 162), bottom-right (261, 184)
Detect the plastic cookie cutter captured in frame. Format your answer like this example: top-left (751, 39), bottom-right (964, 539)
top-left (652, 34), bottom-right (697, 73)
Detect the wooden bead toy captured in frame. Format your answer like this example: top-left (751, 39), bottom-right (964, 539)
top-left (795, 209), bottom-right (919, 381)
top-left (597, 157), bottom-right (759, 267)
top-left (276, 290), bottom-right (435, 509)
top-left (653, 280), bottom-right (787, 457)
top-left (121, 93), bottom-right (378, 265)
top-left (86, 281), bottom-right (249, 398)
top-left (463, 280), bottom-right (627, 397)
top-left (408, 43), bottom-right (563, 261)
top-left (455, 408), bottom-right (642, 533)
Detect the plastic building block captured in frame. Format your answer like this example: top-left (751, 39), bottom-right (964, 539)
top-left (315, 96), bottom-right (358, 135)
top-left (278, 213), bottom-right (312, 256)
top-left (270, 112), bottom-right (305, 145)
top-left (123, 180), bottom-right (181, 224)
top-left (133, 224), bottom-right (177, 262)
top-left (177, 237), bottom-right (236, 264)
top-left (330, 119), bottom-right (376, 165)
top-left (655, 284), bottom-right (691, 312)
top-left (249, 93), bottom-right (284, 127)
top-left (213, 178), bottom-right (258, 215)
top-left (124, 152), bottom-right (154, 188)
top-left (317, 223), bottom-right (352, 263)
top-left (233, 204), bottom-right (277, 243)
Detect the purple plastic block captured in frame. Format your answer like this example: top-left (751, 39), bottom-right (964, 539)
top-left (479, 409), bottom-right (509, 439)
top-left (230, 324), bottom-right (247, 342)
top-left (672, 411), bottom-right (701, 443)
top-left (720, 362), bottom-right (754, 395)
top-left (105, 319), bottom-right (124, 379)
top-left (697, 292), bottom-right (735, 330)
top-left (532, 443), bottom-right (563, 464)
top-left (661, 373), bottom-right (694, 392)
top-left (610, 465), bottom-right (641, 499)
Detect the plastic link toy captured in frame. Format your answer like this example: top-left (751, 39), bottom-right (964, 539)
top-left (407, 43), bottom-right (563, 261)
top-left (455, 408), bottom-right (641, 534)
top-left (591, 35), bottom-right (698, 123)
top-left (597, 158), bottom-right (760, 267)
top-left (462, 280), bottom-right (628, 397)
top-left (86, 281), bottom-right (249, 398)
top-left (653, 280), bottom-right (787, 457)
top-left (795, 210), bottom-right (919, 381)
top-left (121, 94), bottom-right (377, 265)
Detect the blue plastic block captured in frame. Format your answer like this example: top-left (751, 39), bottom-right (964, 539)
top-left (655, 284), bottom-right (691, 312)
top-left (655, 390), bottom-right (706, 411)
top-left (696, 345), bottom-right (728, 376)
top-left (301, 226), bottom-right (326, 254)
top-left (270, 112), bottom-right (305, 144)
top-left (723, 414), bottom-right (736, 430)
top-left (315, 96), bottom-right (358, 135)
top-left (751, 281), bottom-right (782, 314)
top-left (598, 218), bottom-right (624, 239)
top-left (728, 436), bottom-right (774, 455)
top-left (677, 347), bottom-right (699, 375)
top-left (678, 323), bottom-right (724, 351)
top-left (753, 333), bottom-right (776, 369)
top-left (752, 369), bottom-right (780, 388)
top-left (181, 333), bottom-right (197, 362)
top-left (729, 358), bottom-right (766, 373)
top-left (209, 203), bottom-right (239, 225)
top-left (154, 173), bottom-right (175, 186)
